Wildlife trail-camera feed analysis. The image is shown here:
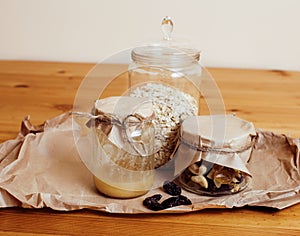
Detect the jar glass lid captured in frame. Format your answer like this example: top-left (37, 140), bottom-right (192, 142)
top-left (131, 16), bottom-right (200, 64)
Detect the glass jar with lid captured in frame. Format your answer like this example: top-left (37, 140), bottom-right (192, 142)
top-left (175, 114), bottom-right (256, 195)
top-left (128, 16), bottom-right (202, 169)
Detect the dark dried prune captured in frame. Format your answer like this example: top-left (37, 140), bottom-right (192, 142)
top-left (161, 195), bottom-right (192, 209)
top-left (144, 201), bottom-right (164, 211)
top-left (144, 194), bottom-right (162, 202)
top-left (162, 181), bottom-right (182, 196)
top-left (143, 194), bottom-right (164, 211)
top-left (177, 195), bottom-right (192, 205)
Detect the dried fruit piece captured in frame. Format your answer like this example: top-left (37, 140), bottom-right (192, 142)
top-left (213, 167), bottom-right (239, 188)
top-left (177, 195), bottom-right (192, 205)
top-left (161, 195), bottom-right (192, 209)
top-left (145, 201), bottom-right (164, 211)
top-left (162, 181), bottom-right (181, 196)
top-left (207, 165), bottom-right (223, 178)
top-left (180, 160), bottom-right (249, 195)
top-left (143, 194), bottom-right (192, 211)
top-left (143, 194), bottom-right (164, 211)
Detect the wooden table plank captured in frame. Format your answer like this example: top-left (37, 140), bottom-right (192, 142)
top-left (0, 61), bottom-right (300, 235)
top-left (1, 207), bottom-right (300, 236)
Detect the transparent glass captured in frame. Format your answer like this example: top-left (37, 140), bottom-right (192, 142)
top-left (129, 46), bottom-right (202, 108)
top-left (73, 97), bottom-right (156, 199)
top-left (93, 117), bottom-right (155, 198)
top-left (178, 160), bottom-right (251, 196)
top-left (72, 47), bottom-right (224, 198)
top-left (174, 115), bottom-right (255, 196)
top-left (128, 46), bottom-right (202, 169)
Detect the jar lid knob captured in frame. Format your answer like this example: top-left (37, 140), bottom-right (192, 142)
top-left (161, 16), bottom-right (173, 41)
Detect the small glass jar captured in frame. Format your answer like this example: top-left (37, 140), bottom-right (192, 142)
top-left (91, 97), bottom-right (156, 198)
top-left (175, 114), bottom-right (257, 195)
top-left (128, 17), bottom-right (202, 169)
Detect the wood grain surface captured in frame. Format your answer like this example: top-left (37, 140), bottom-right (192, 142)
top-left (0, 61), bottom-right (300, 235)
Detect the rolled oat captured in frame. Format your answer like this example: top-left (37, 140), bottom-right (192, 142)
top-left (130, 83), bottom-right (198, 168)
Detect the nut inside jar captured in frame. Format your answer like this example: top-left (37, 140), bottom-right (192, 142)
top-left (178, 160), bottom-right (251, 195)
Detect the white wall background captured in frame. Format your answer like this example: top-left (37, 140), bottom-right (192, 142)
top-left (0, 0), bottom-right (300, 71)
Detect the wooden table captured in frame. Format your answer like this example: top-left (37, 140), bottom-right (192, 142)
top-left (0, 61), bottom-right (299, 235)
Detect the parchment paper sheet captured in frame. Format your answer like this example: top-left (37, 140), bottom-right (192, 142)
top-left (0, 112), bottom-right (300, 213)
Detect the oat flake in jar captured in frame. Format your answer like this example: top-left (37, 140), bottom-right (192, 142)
top-left (175, 114), bottom-right (257, 195)
top-left (129, 16), bottom-right (202, 168)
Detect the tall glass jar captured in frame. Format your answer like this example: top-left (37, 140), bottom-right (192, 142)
top-left (128, 17), bottom-right (202, 169)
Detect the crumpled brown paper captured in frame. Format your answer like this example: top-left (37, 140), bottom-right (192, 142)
top-left (0, 112), bottom-right (300, 213)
